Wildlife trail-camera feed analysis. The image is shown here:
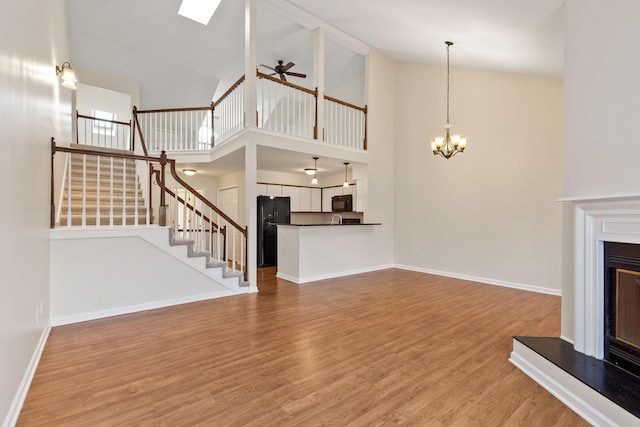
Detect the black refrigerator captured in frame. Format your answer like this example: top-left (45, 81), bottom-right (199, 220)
top-left (257, 196), bottom-right (291, 267)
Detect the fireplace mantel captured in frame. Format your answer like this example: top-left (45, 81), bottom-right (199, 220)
top-left (570, 195), bottom-right (640, 359)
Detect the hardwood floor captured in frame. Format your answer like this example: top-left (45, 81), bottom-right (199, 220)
top-left (18, 268), bottom-right (588, 426)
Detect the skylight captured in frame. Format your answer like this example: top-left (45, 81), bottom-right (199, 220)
top-left (178, 0), bottom-right (222, 25)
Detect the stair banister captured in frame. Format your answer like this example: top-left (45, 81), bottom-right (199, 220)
top-left (164, 160), bottom-right (248, 281)
top-left (50, 139), bottom-right (167, 228)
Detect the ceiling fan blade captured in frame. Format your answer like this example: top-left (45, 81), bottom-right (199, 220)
top-left (260, 64), bottom-right (277, 72)
top-left (286, 72), bottom-right (306, 78)
top-left (282, 61), bottom-right (295, 71)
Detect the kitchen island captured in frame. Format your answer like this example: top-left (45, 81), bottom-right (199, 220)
top-left (276, 223), bottom-right (383, 284)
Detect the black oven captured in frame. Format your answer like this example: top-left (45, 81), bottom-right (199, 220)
top-left (332, 194), bottom-right (353, 212)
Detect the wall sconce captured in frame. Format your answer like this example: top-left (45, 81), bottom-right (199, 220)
top-left (55, 62), bottom-right (77, 90)
top-left (183, 169), bottom-right (197, 176)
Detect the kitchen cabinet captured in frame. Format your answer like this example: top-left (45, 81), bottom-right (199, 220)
top-left (267, 184), bottom-right (282, 197)
top-left (257, 184), bottom-right (332, 212)
top-left (322, 187), bottom-right (334, 212)
top-left (311, 188), bottom-right (322, 212)
top-left (299, 187), bottom-right (311, 211)
top-left (282, 185), bottom-right (301, 212)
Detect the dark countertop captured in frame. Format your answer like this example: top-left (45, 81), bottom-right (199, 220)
top-left (282, 223), bottom-right (382, 227)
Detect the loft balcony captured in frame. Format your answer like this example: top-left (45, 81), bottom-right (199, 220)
top-left (126, 71), bottom-right (367, 160)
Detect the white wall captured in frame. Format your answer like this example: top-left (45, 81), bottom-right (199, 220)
top-left (50, 234), bottom-right (232, 323)
top-left (0, 0), bottom-right (70, 423)
top-left (561, 0), bottom-right (640, 340)
top-left (75, 66), bottom-right (141, 108)
top-left (76, 83), bottom-right (132, 119)
top-left (563, 0), bottom-right (640, 199)
top-left (361, 50), bottom-right (395, 266)
top-left (393, 63), bottom-right (563, 293)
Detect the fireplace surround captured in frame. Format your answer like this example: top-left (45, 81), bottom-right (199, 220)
top-left (603, 242), bottom-right (640, 377)
top-left (511, 195), bottom-right (640, 426)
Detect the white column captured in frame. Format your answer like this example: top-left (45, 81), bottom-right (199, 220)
top-left (244, 0), bottom-right (257, 128)
top-left (245, 139), bottom-right (257, 291)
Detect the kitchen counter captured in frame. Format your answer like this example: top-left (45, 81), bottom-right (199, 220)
top-left (276, 223), bottom-right (384, 284)
top-left (287, 223), bottom-right (381, 226)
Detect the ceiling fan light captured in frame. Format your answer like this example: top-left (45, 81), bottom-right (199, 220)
top-left (311, 175), bottom-right (318, 185)
top-left (304, 168), bottom-right (317, 175)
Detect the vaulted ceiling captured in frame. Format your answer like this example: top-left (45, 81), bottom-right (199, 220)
top-left (67, 0), bottom-right (564, 109)
top-left (66, 0), bottom-right (565, 176)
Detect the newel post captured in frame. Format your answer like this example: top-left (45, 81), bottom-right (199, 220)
top-left (131, 106), bottom-right (137, 152)
top-left (148, 164), bottom-right (155, 224)
top-left (210, 102), bottom-right (215, 147)
top-left (159, 151), bottom-right (167, 226)
top-left (50, 137), bottom-right (56, 228)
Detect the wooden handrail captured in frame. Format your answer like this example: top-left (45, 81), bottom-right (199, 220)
top-left (150, 167), bottom-right (220, 232)
top-left (213, 75), bottom-right (247, 108)
top-left (323, 95), bottom-right (367, 112)
top-left (256, 70), bottom-right (318, 96)
top-left (134, 106), bottom-right (212, 114)
top-left (54, 145), bottom-right (162, 163)
top-left (76, 112), bottom-right (132, 127)
top-left (164, 155), bottom-right (247, 236)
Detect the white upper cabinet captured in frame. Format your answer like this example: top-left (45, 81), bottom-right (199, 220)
top-left (311, 188), bottom-right (322, 212)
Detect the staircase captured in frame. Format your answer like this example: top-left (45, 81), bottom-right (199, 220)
top-left (59, 148), bottom-right (149, 227)
top-left (51, 142), bottom-right (250, 315)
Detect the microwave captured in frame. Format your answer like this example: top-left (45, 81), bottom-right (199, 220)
top-left (332, 194), bottom-right (353, 212)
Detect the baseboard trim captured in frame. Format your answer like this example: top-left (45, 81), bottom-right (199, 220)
top-left (276, 264), bottom-right (394, 285)
top-left (4, 324), bottom-right (51, 427)
top-left (393, 264), bottom-right (561, 296)
top-left (51, 290), bottom-right (244, 326)
top-left (509, 339), bottom-right (639, 427)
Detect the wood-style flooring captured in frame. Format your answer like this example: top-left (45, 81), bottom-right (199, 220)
top-left (18, 268), bottom-right (589, 426)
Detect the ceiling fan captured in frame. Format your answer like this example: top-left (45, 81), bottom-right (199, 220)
top-left (260, 60), bottom-right (307, 82)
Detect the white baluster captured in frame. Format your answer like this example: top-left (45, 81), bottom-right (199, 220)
top-left (134, 160), bottom-right (139, 226)
top-left (82, 154), bottom-right (86, 227)
top-left (122, 158), bottom-right (127, 226)
top-left (66, 154), bottom-right (72, 227)
top-left (109, 157), bottom-right (114, 227)
top-left (96, 155), bottom-right (101, 227)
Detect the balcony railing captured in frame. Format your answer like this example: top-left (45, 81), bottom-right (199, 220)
top-left (132, 72), bottom-right (367, 152)
top-left (76, 112), bottom-right (132, 151)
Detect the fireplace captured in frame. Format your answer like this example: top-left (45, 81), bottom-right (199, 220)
top-left (604, 242), bottom-right (640, 376)
top-left (510, 196), bottom-right (640, 425)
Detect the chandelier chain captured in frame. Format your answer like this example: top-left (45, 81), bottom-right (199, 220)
top-left (446, 41), bottom-right (451, 125)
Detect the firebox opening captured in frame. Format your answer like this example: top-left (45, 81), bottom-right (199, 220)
top-left (604, 242), bottom-right (640, 377)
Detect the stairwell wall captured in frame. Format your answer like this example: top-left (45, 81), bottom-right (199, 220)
top-left (0, 0), bottom-right (71, 424)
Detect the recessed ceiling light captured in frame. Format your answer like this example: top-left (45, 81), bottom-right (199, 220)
top-left (178, 0), bottom-right (222, 25)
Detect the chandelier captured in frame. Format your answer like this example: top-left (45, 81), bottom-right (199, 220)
top-left (431, 41), bottom-right (467, 159)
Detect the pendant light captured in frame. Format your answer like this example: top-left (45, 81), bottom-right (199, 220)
top-left (306, 157), bottom-right (319, 185)
top-left (343, 162), bottom-right (350, 188)
top-left (305, 156), bottom-right (319, 175)
top-left (431, 41), bottom-right (467, 159)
